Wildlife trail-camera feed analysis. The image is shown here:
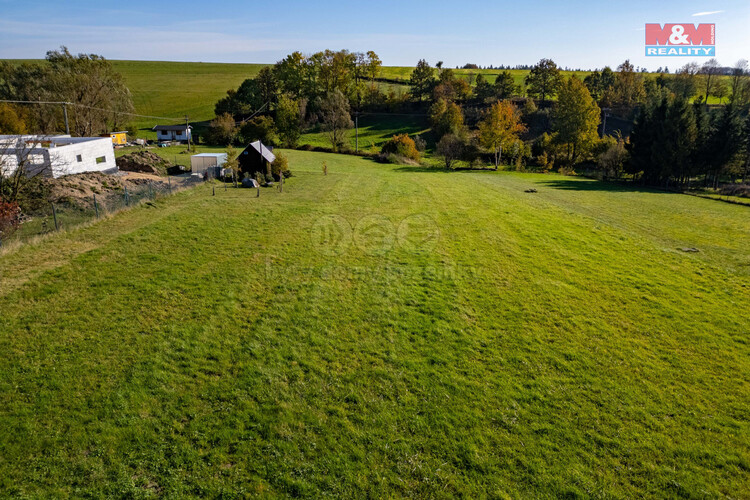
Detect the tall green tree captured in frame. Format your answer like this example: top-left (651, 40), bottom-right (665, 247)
top-left (729, 59), bottom-right (749, 105)
top-left (474, 73), bottom-right (494, 101)
top-left (207, 113), bottom-right (238, 145)
top-left (215, 78), bottom-right (264, 117)
top-left (318, 89), bottom-right (353, 152)
top-left (239, 115), bottom-right (279, 147)
top-left (583, 70), bottom-right (603, 100)
top-left (700, 105), bottom-right (746, 187)
top-left (628, 97), bottom-right (698, 186)
top-left (256, 67), bottom-right (278, 107)
top-left (274, 51), bottom-right (307, 99)
top-left (602, 60), bottom-right (645, 108)
top-left (493, 71), bottom-right (517, 99)
top-left (46, 47), bottom-right (135, 135)
top-left (583, 68), bottom-right (615, 102)
top-left (409, 59), bottom-right (436, 102)
top-left (1, 47), bottom-right (135, 136)
top-left (668, 63), bottom-right (699, 99)
top-left (700, 58), bottom-right (721, 105)
top-left (552, 77), bottom-right (600, 164)
top-left (429, 99), bottom-right (464, 138)
top-left (275, 95), bottom-right (301, 148)
top-left (525, 59), bottom-right (563, 102)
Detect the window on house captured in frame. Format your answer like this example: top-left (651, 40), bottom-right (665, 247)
top-left (76, 155), bottom-right (82, 162)
top-left (96, 156), bottom-right (106, 164)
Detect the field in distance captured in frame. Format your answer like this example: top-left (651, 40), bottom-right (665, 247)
top-left (0, 150), bottom-right (748, 497)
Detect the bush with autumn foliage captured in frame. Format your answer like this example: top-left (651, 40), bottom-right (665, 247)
top-left (0, 201), bottom-right (22, 239)
top-left (379, 134), bottom-right (421, 163)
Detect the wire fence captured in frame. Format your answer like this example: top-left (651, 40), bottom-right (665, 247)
top-left (0, 174), bottom-right (206, 249)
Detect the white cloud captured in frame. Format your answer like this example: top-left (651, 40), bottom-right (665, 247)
top-left (691, 10), bottom-right (724, 16)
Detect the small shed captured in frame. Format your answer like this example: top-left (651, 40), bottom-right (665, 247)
top-left (239, 141), bottom-right (276, 176)
top-left (191, 153), bottom-right (227, 177)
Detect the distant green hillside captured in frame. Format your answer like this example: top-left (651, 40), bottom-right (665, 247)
top-left (379, 67), bottom-right (592, 88)
top-left (109, 61), bottom-right (266, 132)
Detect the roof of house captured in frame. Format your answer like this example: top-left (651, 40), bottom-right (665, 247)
top-left (152, 125), bottom-right (192, 132)
top-left (247, 140), bottom-right (276, 163)
top-left (192, 153), bottom-right (227, 158)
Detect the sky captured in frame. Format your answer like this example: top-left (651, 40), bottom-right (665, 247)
top-left (0, 0), bottom-right (748, 70)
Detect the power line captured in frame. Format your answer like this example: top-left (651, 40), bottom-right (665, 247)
top-left (236, 101), bottom-right (270, 126)
top-left (0, 99), bottom-right (185, 122)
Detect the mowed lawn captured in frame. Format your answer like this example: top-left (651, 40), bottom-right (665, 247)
top-left (0, 151), bottom-right (749, 497)
top-left (300, 113), bottom-right (431, 151)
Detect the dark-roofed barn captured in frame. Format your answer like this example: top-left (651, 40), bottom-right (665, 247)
top-left (239, 141), bottom-right (276, 177)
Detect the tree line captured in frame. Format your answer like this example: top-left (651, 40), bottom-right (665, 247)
top-left (208, 50), bottom-right (749, 189)
top-left (208, 49), bottom-right (383, 151)
top-left (0, 47), bottom-right (135, 137)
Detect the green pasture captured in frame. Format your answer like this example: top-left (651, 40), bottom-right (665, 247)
top-left (0, 150), bottom-right (748, 497)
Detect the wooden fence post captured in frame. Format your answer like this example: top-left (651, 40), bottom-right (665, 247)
top-left (51, 203), bottom-right (59, 231)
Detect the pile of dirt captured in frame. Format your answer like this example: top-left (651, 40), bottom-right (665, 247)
top-left (116, 151), bottom-right (173, 175)
top-left (44, 171), bottom-right (168, 208)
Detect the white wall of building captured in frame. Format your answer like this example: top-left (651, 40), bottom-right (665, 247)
top-left (190, 153), bottom-right (227, 173)
top-left (0, 136), bottom-right (117, 179)
top-left (157, 129), bottom-right (192, 142)
top-left (48, 137), bottom-right (116, 177)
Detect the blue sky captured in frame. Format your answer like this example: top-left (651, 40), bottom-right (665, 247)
top-left (0, 0), bottom-right (748, 69)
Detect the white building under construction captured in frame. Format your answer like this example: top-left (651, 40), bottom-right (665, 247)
top-left (0, 135), bottom-right (117, 179)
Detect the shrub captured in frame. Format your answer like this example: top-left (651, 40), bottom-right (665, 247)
top-left (436, 133), bottom-right (466, 170)
top-left (413, 134), bottom-right (427, 152)
top-left (0, 201), bottom-right (22, 238)
top-left (537, 152), bottom-right (552, 172)
top-left (559, 165), bottom-right (577, 176)
top-left (207, 113), bottom-right (238, 145)
top-left (522, 98), bottom-right (538, 115)
top-left (271, 152), bottom-right (292, 180)
top-left (719, 184), bottom-right (750, 198)
top-left (380, 134), bottom-right (421, 162)
top-left (597, 137), bottom-right (628, 179)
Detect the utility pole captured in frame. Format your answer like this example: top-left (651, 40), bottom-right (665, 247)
top-left (62, 103), bottom-right (70, 135)
top-left (601, 108), bottom-right (609, 138)
top-left (185, 115), bottom-right (191, 151)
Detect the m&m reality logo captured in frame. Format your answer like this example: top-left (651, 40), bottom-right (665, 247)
top-left (645, 24), bottom-right (715, 56)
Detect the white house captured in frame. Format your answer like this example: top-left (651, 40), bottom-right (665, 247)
top-left (153, 125), bottom-right (192, 143)
top-left (0, 135), bottom-right (117, 179)
top-left (190, 153), bottom-right (227, 176)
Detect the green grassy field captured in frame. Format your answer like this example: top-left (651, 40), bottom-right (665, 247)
top-left (379, 66), bottom-right (592, 87)
top-left (109, 61), bottom-right (265, 134)
top-left (1, 150), bottom-right (748, 497)
top-left (299, 113), bottom-right (431, 151)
